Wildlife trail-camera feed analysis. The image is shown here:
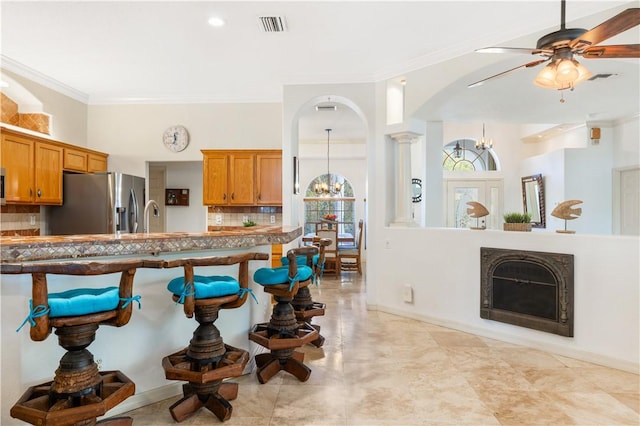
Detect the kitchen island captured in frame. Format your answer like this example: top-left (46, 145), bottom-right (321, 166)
top-left (0, 226), bottom-right (302, 425)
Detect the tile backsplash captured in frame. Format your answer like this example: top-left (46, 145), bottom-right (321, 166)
top-left (0, 205), bottom-right (41, 236)
top-left (207, 206), bottom-right (282, 227)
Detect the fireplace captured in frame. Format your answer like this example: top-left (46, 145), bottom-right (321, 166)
top-left (480, 247), bottom-right (574, 337)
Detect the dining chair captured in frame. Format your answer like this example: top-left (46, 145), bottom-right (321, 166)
top-left (316, 228), bottom-right (340, 276)
top-left (339, 219), bottom-right (364, 274)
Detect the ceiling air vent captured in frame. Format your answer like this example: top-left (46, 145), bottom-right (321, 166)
top-left (315, 105), bottom-right (337, 111)
top-left (258, 16), bottom-right (287, 32)
top-left (588, 73), bottom-right (618, 81)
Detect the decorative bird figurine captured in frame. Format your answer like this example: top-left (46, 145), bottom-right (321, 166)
top-left (466, 201), bottom-right (489, 230)
top-left (551, 200), bottom-right (583, 233)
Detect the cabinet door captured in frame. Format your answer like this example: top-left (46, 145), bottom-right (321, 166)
top-left (203, 153), bottom-right (229, 205)
top-left (64, 148), bottom-right (88, 172)
top-left (34, 142), bottom-right (63, 204)
top-left (1, 133), bottom-right (35, 203)
top-left (229, 153), bottom-right (255, 205)
top-left (88, 153), bottom-right (108, 172)
top-left (256, 153), bottom-right (282, 205)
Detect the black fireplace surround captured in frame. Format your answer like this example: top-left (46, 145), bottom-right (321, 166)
top-left (480, 247), bottom-right (574, 337)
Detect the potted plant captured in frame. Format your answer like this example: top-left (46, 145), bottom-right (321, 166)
top-left (503, 212), bottom-right (532, 232)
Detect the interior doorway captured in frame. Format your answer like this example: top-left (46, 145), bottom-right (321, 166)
top-left (616, 166), bottom-right (640, 236)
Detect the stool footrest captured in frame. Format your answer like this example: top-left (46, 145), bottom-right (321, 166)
top-left (248, 322), bottom-right (318, 350)
top-left (294, 301), bottom-right (326, 320)
top-left (10, 370), bottom-right (134, 426)
top-left (163, 345), bottom-right (249, 383)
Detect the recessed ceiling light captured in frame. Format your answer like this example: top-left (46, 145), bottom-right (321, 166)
top-left (208, 16), bottom-right (225, 27)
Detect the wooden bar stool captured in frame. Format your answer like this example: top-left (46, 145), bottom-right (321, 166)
top-left (1, 259), bottom-right (144, 426)
top-left (248, 246), bottom-right (319, 384)
top-left (160, 252), bottom-right (268, 423)
top-left (289, 237), bottom-right (331, 347)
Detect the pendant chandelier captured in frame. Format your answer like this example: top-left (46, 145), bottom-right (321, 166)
top-left (453, 140), bottom-right (463, 158)
top-left (475, 123), bottom-right (494, 150)
top-left (314, 128), bottom-right (342, 196)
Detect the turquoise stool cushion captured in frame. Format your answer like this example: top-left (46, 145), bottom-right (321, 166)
top-left (280, 254), bottom-right (320, 267)
top-left (254, 265), bottom-right (313, 286)
top-left (167, 275), bottom-right (240, 301)
top-left (48, 287), bottom-right (120, 318)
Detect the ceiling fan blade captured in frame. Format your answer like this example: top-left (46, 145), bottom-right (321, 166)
top-left (582, 44), bottom-right (640, 58)
top-left (570, 8), bottom-right (640, 50)
top-left (468, 59), bottom-right (547, 88)
top-left (475, 47), bottom-right (539, 55)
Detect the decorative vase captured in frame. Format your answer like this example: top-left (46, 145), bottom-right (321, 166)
top-left (327, 223), bottom-right (333, 230)
top-left (503, 223), bottom-right (532, 232)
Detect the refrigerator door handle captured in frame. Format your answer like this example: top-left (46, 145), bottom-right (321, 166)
top-left (129, 188), bottom-right (139, 233)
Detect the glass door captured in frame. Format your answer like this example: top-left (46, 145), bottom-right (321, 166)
top-left (446, 179), bottom-right (503, 229)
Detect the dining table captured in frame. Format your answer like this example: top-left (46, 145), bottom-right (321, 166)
top-left (302, 232), bottom-right (355, 246)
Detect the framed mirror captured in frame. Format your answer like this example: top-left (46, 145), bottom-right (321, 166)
top-left (412, 178), bottom-right (422, 203)
top-left (521, 174), bottom-right (545, 228)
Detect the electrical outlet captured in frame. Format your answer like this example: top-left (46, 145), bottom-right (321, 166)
top-left (385, 240), bottom-right (391, 249)
top-left (215, 214), bottom-right (222, 225)
top-left (403, 284), bottom-right (413, 303)
top-left (242, 215), bottom-right (249, 223)
top-left (96, 358), bottom-right (102, 370)
top-left (29, 215), bottom-right (36, 225)
top-left (270, 215), bottom-right (276, 224)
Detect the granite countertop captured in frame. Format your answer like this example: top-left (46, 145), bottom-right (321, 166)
top-left (0, 226), bottom-right (302, 263)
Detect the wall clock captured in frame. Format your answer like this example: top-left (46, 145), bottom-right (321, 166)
top-left (163, 125), bottom-right (189, 152)
top-left (412, 178), bottom-right (422, 203)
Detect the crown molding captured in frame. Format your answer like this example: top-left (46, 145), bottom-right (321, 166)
top-left (1, 55), bottom-right (89, 104)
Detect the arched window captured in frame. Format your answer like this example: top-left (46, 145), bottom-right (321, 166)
top-left (443, 139), bottom-right (498, 171)
top-left (303, 173), bottom-right (356, 238)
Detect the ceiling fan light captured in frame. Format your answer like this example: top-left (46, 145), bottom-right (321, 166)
top-left (574, 61), bottom-right (592, 84)
top-left (534, 63), bottom-right (559, 88)
top-left (555, 59), bottom-right (579, 83)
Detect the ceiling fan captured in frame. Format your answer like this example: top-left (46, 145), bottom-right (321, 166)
top-left (468, 0), bottom-right (640, 90)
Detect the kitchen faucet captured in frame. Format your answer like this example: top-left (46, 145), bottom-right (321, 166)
top-left (143, 200), bottom-right (160, 233)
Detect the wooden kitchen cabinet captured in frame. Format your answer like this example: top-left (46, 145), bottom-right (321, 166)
top-left (88, 153), bottom-right (108, 172)
top-left (1, 127), bottom-right (108, 205)
top-left (1, 130), bottom-right (63, 204)
top-left (202, 149), bottom-right (281, 206)
top-left (203, 152), bottom-right (229, 205)
top-left (229, 153), bottom-right (255, 205)
top-left (256, 153), bottom-right (282, 205)
top-left (34, 142), bottom-right (63, 204)
top-left (1, 131), bottom-right (34, 203)
top-left (63, 147), bottom-right (88, 172)
top-left (64, 149), bottom-right (108, 173)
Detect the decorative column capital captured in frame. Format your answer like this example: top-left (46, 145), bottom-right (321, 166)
top-left (388, 131), bottom-right (422, 145)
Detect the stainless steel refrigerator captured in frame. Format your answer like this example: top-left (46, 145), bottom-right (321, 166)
top-left (48, 172), bottom-right (145, 235)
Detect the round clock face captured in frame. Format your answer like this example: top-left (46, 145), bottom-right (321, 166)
top-left (163, 125), bottom-right (189, 152)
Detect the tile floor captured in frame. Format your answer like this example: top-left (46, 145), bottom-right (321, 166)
top-left (124, 271), bottom-right (639, 425)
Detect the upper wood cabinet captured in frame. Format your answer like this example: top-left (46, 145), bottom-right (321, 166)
top-left (64, 148), bottom-right (108, 173)
top-left (202, 149), bottom-right (282, 206)
top-left (256, 153), bottom-right (282, 205)
top-left (1, 127), bottom-right (108, 205)
top-left (1, 130), bottom-right (63, 204)
top-left (34, 141), bottom-right (64, 204)
top-left (203, 152), bottom-right (229, 205)
top-left (229, 152), bottom-right (255, 205)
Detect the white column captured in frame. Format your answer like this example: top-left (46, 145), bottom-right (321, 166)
top-left (389, 131), bottom-right (420, 227)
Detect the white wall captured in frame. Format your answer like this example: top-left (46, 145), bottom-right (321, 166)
top-left (372, 227), bottom-right (639, 372)
top-left (87, 103), bottom-right (283, 177)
